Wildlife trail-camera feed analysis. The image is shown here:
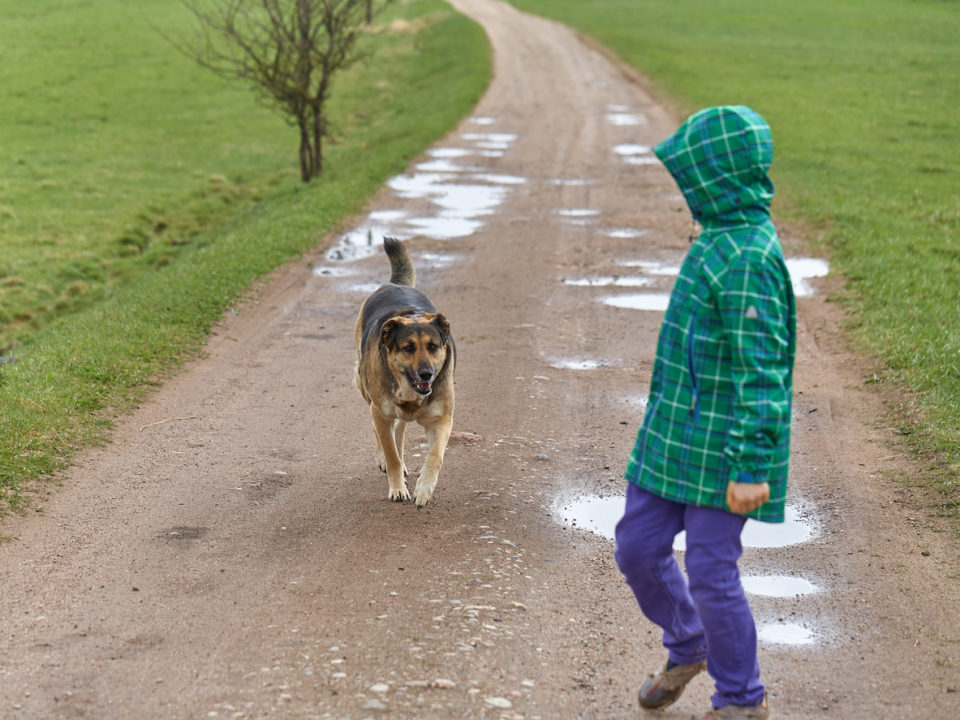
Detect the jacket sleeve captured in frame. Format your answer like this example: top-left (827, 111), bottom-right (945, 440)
top-left (718, 247), bottom-right (795, 484)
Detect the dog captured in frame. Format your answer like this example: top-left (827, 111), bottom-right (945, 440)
top-left (354, 237), bottom-right (455, 507)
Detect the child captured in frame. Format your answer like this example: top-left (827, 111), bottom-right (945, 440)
top-left (614, 106), bottom-right (796, 720)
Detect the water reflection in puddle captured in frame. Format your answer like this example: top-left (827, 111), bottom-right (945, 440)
top-left (472, 173), bottom-right (527, 185)
top-left (549, 178), bottom-right (594, 187)
top-left (557, 208), bottom-right (600, 218)
top-left (603, 294), bottom-right (671, 311)
top-left (614, 144), bottom-right (652, 156)
top-left (324, 222), bottom-right (407, 262)
top-left (786, 258), bottom-right (830, 297)
top-left (619, 260), bottom-right (680, 276)
top-left (415, 251), bottom-right (458, 269)
top-left (428, 147), bottom-right (473, 159)
top-left (555, 494), bottom-right (816, 550)
top-left (605, 228), bottom-right (649, 239)
top-left (321, 126), bottom-right (519, 254)
top-left (547, 358), bottom-right (609, 370)
top-left (311, 266), bottom-right (355, 278)
top-left (564, 276), bottom-right (653, 288)
top-left (607, 112), bottom-right (647, 126)
top-left (417, 159), bottom-right (477, 173)
top-left (742, 575), bottom-right (818, 598)
top-left (758, 622), bottom-right (815, 646)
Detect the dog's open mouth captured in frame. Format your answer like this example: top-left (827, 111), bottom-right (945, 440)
top-left (412, 380), bottom-right (433, 396)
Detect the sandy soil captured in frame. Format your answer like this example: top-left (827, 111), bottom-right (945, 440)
top-left (2, 1), bottom-right (958, 718)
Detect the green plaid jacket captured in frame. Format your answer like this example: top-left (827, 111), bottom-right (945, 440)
top-left (625, 106), bottom-right (796, 522)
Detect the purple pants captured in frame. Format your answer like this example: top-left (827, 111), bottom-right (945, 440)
top-left (614, 483), bottom-right (766, 709)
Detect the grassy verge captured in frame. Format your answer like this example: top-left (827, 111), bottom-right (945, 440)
top-left (507, 0), bottom-right (960, 521)
top-left (0, 0), bottom-right (490, 512)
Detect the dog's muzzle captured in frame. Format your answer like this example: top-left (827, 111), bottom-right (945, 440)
top-left (410, 369), bottom-right (435, 396)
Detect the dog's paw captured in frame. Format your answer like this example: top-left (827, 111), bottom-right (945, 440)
top-left (413, 481), bottom-right (437, 508)
top-left (388, 483), bottom-right (411, 502)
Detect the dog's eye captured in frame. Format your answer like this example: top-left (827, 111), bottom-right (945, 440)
top-left (403, 344), bottom-right (416, 354)
top-left (427, 342), bottom-right (439, 353)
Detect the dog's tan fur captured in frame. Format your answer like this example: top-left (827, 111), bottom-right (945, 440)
top-left (354, 238), bottom-right (455, 507)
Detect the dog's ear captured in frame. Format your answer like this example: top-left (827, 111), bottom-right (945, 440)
top-left (431, 313), bottom-right (451, 343)
top-left (380, 317), bottom-right (406, 350)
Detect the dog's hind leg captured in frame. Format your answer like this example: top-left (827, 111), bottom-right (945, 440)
top-left (371, 408), bottom-right (410, 502)
top-left (413, 418), bottom-right (452, 508)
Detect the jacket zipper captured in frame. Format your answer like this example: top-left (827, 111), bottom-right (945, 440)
top-left (687, 317), bottom-right (701, 424)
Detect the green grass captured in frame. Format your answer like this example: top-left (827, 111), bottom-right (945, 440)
top-left (507, 0), bottom-right (960, 520)
top-left (0, 0), bottom-right (490, 511)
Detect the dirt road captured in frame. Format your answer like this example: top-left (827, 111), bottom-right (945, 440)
top-left (2, 1), bottom-right (958, 718)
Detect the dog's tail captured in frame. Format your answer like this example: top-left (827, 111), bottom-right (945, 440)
top-left (384, 236), bottom-right (416, 288)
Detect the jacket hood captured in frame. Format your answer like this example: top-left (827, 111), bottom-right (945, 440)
top-left (654, 106), bottom-right (774, 228)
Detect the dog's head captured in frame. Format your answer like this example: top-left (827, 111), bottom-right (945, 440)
top-left (380, 312), bottom-right (452, 398)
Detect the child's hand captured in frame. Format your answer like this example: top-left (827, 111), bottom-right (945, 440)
top-left (726, 481), bottom-right (770, 514)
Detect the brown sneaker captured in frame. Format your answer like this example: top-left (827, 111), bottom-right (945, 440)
top-left (638, 660), bottom-right (706, 710)
top-left (699, 694), bottom-right (770, 719)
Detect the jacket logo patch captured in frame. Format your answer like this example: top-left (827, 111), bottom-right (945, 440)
top-left (745, 305), bottom-right (759, 319)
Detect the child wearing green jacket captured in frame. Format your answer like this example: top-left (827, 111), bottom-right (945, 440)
top-left (615, 106), bottom-right (796, 719)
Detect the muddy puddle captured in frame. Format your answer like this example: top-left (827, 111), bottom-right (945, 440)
top-left (315, 121), bottom-right (522, 258)
top-left (556, 494), bottom-right (817, 549)
top-left (606, 106), bottom-right (648, 127)
top-left (785, 258), bottom-right (830, 297)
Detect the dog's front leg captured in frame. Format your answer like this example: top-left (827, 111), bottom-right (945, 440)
top-left (371, 408), bottom-right (410, 502)
top-left (393, 419), bottom-right (409, 478)
top-left (413, 419), bottom-right (452, 508)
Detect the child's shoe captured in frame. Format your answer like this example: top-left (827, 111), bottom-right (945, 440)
top-left (637, 659), bottom-right (706, 710)
top-left (698, 694), bottom-right (769, 719)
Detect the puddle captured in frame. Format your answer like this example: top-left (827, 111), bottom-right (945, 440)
top-left (742, 575), bottom-right (818, 598)
top-left (428, 147), bottom-right (473, 159)
top-left (603, 294), bottom-right (672, 311)
top-left (786, 258), bottom-right (830, 297)
top-left (549, 178), bottom-right (593, 187)
top-left (564, 276), bottom-right (653, 288)
top-left (555, 494), bottom-right (816, 550)
top-left (619, 260), bottom-right (680, 276)
top-left (386, 172), bottom-right (510, 240)
top-left (546, 358), bottom-right (609, 370)
top-left (325, 221), bottom-right (408, 262)
top-left (414, 251), bottom-right (459, 269)
top-left (417, 159), bottom-right (477, 173)
top-left (405, 216), bottom-right (482, 240)
top-left (613, 144), bottom-right (653, 157)
top-left (557, 208), bottom-right (600, 218)
top-left (623, 156), bottom-right (660, 166)
top-left (758, 622), bottom-right (816, 646)
top-left (471, 173), bottom-right (527, 185)
top-left (462, 132), bottom-right (518, 145)
top-left (604, 228), bottom-right (649, 239)
top-left (557, 494), bottom-right (623, 539)
top-left (606, 112), bottom-right (647, 126)
top-left (311, 266), bottom-right (355, 278)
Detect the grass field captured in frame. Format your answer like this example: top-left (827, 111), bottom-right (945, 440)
top-left (0, 0), bottom-right (490, 512)
top-left (507, 0), bottom-right (960, 522)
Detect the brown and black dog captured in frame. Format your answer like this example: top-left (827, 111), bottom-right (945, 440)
top-left (354, 237), bottom-right (455, 507)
